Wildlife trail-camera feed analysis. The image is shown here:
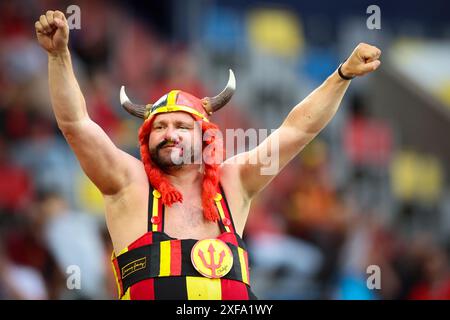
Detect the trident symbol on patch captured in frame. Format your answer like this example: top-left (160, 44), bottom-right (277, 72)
top-left (198, 243), bottom-right (225, 278)
top-left (191, 239), bottom-right (233, 278)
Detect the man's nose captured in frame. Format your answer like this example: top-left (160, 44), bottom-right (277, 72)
top-left (164, 126), bottom-right (179, 142)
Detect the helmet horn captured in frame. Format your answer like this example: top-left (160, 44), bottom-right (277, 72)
top-left (120, 86), bottom-right (151, 119)
top-left (202, 69), bottom-right (236, 115)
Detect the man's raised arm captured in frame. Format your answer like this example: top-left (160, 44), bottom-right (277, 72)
top-left (35, 10), bottom-right (141, 195)
top-left (225, 43), bottom-right (381, 200)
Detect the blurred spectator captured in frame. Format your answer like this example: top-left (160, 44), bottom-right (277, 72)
top-left (0, 135), bottom-right (34, 213)
top-left (343, 93), bottom-right (393, 213)
top-left (334, 211), bottom-right (400, 300)
top-left (407, 238), bottom-right (450, 300)
top-left (248, 232), bottom-right (324, 299)
top-left (11, 116), bottom-right (79, 207)
top-left (36, 190), bottom-right (108, 299)
top-left (0, 242), bottom-right (48, 300)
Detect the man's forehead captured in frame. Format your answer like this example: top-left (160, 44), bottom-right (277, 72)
top-left (152, 112), bottom-right (195, 123)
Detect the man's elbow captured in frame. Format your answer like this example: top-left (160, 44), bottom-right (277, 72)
top-left (57, 118), bottom-right (90, 142)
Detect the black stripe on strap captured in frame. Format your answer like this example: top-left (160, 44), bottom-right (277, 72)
top-left (154, 277), bottom-right (187, 300)
top-left (226, 245), bottom-right (242, 281)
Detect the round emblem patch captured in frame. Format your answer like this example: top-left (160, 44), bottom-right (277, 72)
top-left (191, 239), bottom-right (233, 278)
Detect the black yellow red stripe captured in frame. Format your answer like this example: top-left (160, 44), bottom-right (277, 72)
top-left (151, 189), bottom-right (163, 232)
top-left (147, 90), bottom-right (210, 122)
top-left (218, 185), bottom-right (237, 233)
top-left (111, 254), bottom-right (124, 298)
top-left (214, 193), bottom-right (231, 233)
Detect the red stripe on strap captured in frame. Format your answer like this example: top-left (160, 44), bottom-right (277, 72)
top-left (127, 233), bottom-right (155, 299)
top-left (170, 240), bottom-right (182, 276)
top-left (112, 258), bottom-right (124, 297)
top-left (130, 279), bottom-right (155, 300)
top-left (128, 233), bottom-right (153, 250)
top-left (219, 233), bottom-right (239, 247)
top-left (220, 279), bottom-right (249, 300)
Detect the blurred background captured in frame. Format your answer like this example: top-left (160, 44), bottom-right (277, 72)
top-left (1, 0), bottom-right (450, 300)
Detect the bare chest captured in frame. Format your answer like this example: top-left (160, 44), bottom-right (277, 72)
top-left (163, 201), bottom-right (222, 240)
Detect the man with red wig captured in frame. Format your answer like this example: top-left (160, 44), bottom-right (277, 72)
top-left (35, 11), bottom-right (381, 300)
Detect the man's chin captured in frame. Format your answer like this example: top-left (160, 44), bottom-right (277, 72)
top-left (154, 153), bottom-right (186, 170)
top-left (152, 159), bottom-right (182, 172)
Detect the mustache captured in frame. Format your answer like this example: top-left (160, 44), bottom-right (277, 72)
top-left (157, 139), bottom-right (180, 150)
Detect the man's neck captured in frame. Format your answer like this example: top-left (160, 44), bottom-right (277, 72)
top-left (165, 164), bottom-right (203, 189)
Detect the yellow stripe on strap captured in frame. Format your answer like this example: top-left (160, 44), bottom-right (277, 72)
top-left (111, 259), bottom-right (122, 298)
top-left (111, 248), bottom-right (129, 298)
top-left (116, 246), bottom-right (129, 257)
top-left (238, 247), bottom-right (249, 285)
top-left (186, 276), bottom-right (222, 300)
top-left (152, 193), bottom-right (159, 232)
top-left (120, 288), bottom-right (131, 300)
top-left (159, 241), bottom-right (171, 276)
top-left (214, 193), bottom-right (230, 233)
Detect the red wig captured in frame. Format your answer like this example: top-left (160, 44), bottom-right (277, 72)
top-left (138, 115), bottom-right (223, 222)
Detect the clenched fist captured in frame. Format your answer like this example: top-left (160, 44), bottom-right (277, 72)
top-left (35, 10), bottom-right (69, 56)
top-left (340, 43), bottom-right (382, 78)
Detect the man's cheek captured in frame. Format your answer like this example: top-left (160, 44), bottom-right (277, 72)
top-left (179, 143), bottom-right (198, 164)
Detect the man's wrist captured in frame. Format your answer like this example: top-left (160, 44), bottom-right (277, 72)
top-left (48, 48), bottom-right (70, 60)
top-left (338, 60), bottom-right (355, 80)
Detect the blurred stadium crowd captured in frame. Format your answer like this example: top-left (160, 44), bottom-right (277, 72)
top-left (0, 0), bottom-right (449, 299)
